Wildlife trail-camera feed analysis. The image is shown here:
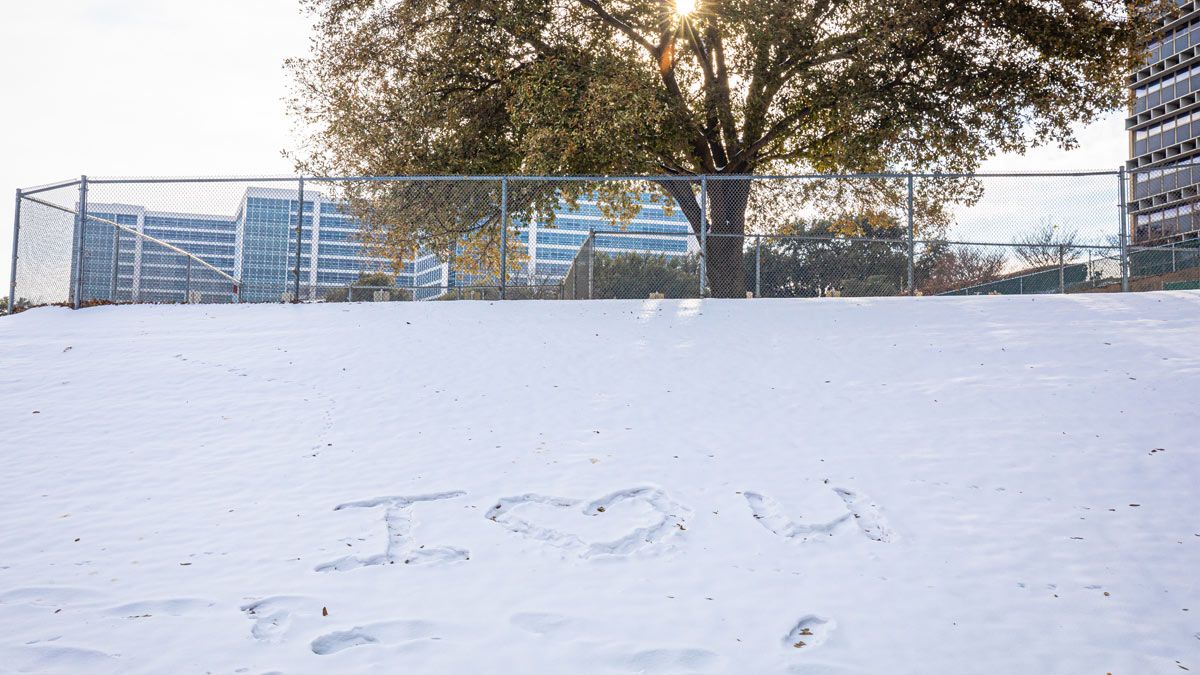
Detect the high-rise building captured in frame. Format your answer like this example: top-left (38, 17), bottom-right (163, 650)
top-left (77, 203), bottom-right (238, 304)
top-left (73, 186), bottom-right (693, 303)
top-left (1128, 1), bottom-right (1200, 245)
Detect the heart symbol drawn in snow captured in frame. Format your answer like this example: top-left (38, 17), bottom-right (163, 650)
top-left (487, 486), bottom-right (689, 557)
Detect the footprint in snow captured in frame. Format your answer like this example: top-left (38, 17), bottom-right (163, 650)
top-left (785, 615), bottom-right (835, 650)
top-left (104, 598), bottom-right (215, 618)
top-left (241, 596), bottom-right (326, 642)
top-left (487, 486), bottom-right (689, 558)
top-left (311, 619), bottom-right (447, 655)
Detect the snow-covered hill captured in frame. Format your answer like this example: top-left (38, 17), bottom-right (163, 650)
top-left (1, 295), bottom-right (1198, 674)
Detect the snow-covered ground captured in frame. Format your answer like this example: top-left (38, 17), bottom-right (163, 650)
top-left (1, 294), bottom-right (1198, 674)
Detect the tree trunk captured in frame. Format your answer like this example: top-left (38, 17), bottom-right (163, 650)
top-left (706, 178), bottom-right (750, 298)
top-left (656, 176), bottom-right (752, 298)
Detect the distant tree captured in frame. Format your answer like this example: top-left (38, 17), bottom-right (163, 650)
top-left (744, 217), bottom-right (908, 297)
top-left (841, 275), bottom-right (904, 298)
top-left (1012, 220), bottom-right (1082, 268)
top-left (323, 272), bottom-right (413, 302)
top-left (288, 0), bottom-right (1151, 297)
top-left (591, 252), bottom-right (701, 298)
top-left (917, 244), bottom-right (1008, 295)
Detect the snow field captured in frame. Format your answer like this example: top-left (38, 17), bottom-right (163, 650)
top-left (0, 294), bottom-right (1198, 673)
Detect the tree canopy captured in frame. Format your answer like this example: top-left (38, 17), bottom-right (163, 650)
top-left (288, 0), bottom-right (1154, 296)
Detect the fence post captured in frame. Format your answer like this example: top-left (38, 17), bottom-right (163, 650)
top-left (755, 234), bottom-right (762, 299)
top-left (111, 227), bottom-right (120, 301)
top-left (1058, 244), bottom-right (1065, 294)
top-left (699, 175), bottom-right (707, 298)
top-left (500, 177), bottom-right (508, 300)
top-left (73, 175), bottom-right (88, 309)
top-left (294, 177), bottom-right (304, 302)
top-left (587, 227), bottom-right (594, 300)
top-left (8, 189), bottom-right (20, 315)
top-left (1118, 166), bottom-right (1129, 292)
top-left (907, 173), bottom-right (915, 295)
top-left (185, 257), bottom-right (192, 303)
top-left (1171, 241), bottom-right (1177, 273)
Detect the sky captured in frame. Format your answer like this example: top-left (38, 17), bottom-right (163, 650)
top-left (0, 0), bottom-right (1130, 292)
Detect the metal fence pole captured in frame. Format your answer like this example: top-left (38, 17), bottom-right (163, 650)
top-left (448, 242), bottom-right (457, 300)
top-left (1058, 244), bottom-right (1065, 294)
top-left (755, 234), bottom-right (762, 299)
top-left (500, 177), bottom-right (508, 300)
top-left (73, 175), bottom-right (88, 309)
top-left (587, 227), bottom-right (594, 300)
top-left (907, 174), bottom-right (915, 295)
top-left (294, 177), bottom-right (304, 302)
top-left (699, 175), bottom-right (707, 297)
top-left (111, 227), bottom-right (120, 301)
top-left (1118, 166), bottom-right (1129, 292)
top-left (8, 189), bottom-right (21, 315)
top-left (185, 257), bottom-right (192, 303)
top-left (1172, 241), bottom-right (1177, 273)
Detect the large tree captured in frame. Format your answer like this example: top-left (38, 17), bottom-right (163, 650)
top-left (288, 0), bottom-right (1151, 297)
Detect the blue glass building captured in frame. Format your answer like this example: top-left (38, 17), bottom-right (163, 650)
top-left (523, 197), bottom-right (694, 281)
top-left (74, 203), bottom-right (237, 303)
top-left (72, 186), bottom-right (694, 303)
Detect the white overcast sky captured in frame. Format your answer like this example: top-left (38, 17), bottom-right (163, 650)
top-left (0, 0), bottom-right (1128, 291)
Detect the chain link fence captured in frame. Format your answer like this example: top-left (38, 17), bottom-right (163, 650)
top-left (8, 171), bottom-right (1199, 314)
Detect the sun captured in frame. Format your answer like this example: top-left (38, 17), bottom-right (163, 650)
top-left (674, 0), bottom-right (697, 17)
